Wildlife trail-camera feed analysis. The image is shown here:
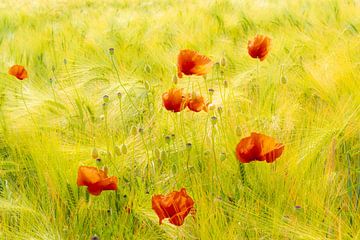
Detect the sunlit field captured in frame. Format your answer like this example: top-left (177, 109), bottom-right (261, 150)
top-left (0, 0), bottom-right (359, 239)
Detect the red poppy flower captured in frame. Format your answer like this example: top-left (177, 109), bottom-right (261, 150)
top-left (152, 188), bottom-right (195, 226)
top-left (77, 166), bottom-right (118, 196)
top-left (8, 65), bottom-right (28, 80)
top-left (162, 88), bottom-right (188, 112)
top-left (235, 132), bottom-right (284, 163)
top-left (247, 35), bottom-right (271, 61)
top-left (187, 93), bottom-right (208, 112)
top-left (177, 49), bottom-right (213, 78)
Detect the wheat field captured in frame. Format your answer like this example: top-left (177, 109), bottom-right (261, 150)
top-left (0, 0), bottom-right (359, 239)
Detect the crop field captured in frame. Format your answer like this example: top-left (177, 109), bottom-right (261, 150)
top-left (0, 0), bottom-right (359, 239)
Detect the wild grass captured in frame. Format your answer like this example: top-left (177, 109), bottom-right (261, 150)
top-left (0, 0), bottom-right (359, 239)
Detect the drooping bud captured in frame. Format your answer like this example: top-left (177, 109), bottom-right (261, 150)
top-left (220, 56), bottom-right (226, 67)
top-left (121, 144), bottom-right (127, 154)
top-left (236, 126), bottom-right (242, 136)
top-left (114, 145), bottom-right (121, 156)
top-left (131, 126), bottom-right (137, 136)
top-left (92, 148), bottom-right (99, 159)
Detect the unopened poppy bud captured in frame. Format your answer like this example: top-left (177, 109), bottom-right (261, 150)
top-left (281, 76), bottom-right (287, 84)
top-left (172, 74), bottom-right (178, 84)
top-left (165, 135), bottom-right (171, 144)
top-left (186, 143), bottom-right (192, 151)
top-left (160, 150), bottom-right (167, 161)
top-left (103, 95), bottom-right (109, 103)
top-left (117, 92), bottom-right (122, 99)
top-left (236, 126), bottom-right (242, 136)
top-left (211, 116), bottom-right (218, 125)
top-left (144, 81), bottom-right (151, 91)
top-left (144, 64), bottom-right (151, 73)
top-left (223, 80), bottom-right (228, 88)
top-left (114, 145), bottom-right (121, 156)
top-left (208, 88), bottom-right (214, 96)
top-left (220, 56), bottom-right (226, 67)
top-left (91, 235), bottom-right (100, 240)
top-left (220, 152), bottom-right (226, 161)
top-left (138, 128), bottom-right (144, 134)
top-left (171, 133), bottom-right (175, 139)
top-left (92, 148), bottom-right (99, 159)
top-left (154, 148), bottom-right (160, 159)
top-left (96, 158), bottom-right (102, 166)
top-left (131, 126), bottom-right (137, 136)
top-left (121, 144), bottom-right (127, 154)
top-left (109, 48), bottom-right (114, 55)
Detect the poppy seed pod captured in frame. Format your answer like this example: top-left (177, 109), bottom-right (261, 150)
top-left (102, 103), bottom-right (108, 112)
top-left (92, 148), bottom-right (99, 159)
top-left (103, 95), bottom-right (109, 103)
top-left (109, 48), bottom-right (114, 55)
top-left (121, 144), bottom-right (127, 154)
top-left (91, 235), bottom-right (100, 240)
top-left (208, 88), bottom-right (214, 96)
top-left (138, 128), bottom-right (144, 135)
top-left (165, 135), bottom-right (171, 144)
top-left (117, 92), bottom-right (122, 99)
top-left (186, 143), bottom-right (192, 151)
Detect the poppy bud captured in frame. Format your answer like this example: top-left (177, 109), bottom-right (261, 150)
top-left (144, 64), bottom-right (151, 73)
top-left (138, 128), bottom-right (144, 135)
top-left (186, 143), bottom-right (192, 151)
top-left (223, 80), bottom-right (228, 88)
top-left (171, 133), bottom-right (175, 139)
top-left (160, 150), bottom-right (167, 161)
top-left (100, 114), bottom-right (105, 121)
top-left (208, 88), bottom-right (214, 96)
top-left (220, 56), bottom-right (226, 67)
top-left (165, 135), bottom-right (171, 144)
top-left (107, 208), bottom-right (112, 215)
top-left (144, 81), bottom-right (151, 91)
top-left (214, 62), bottom-right (220, 68)
top-left (220, 152), bottom-right (226, 161)
top-left (96, 158), bottom-right (102, 167)
top-left (114, 145), bottom-right (121, 156)
top-left (117, 92), bottom-right (122, 99)
top-left (211, 116), bottom-right (218, 125)
top-left (154, 148), bottom-right (160, 159)
top-left (91, 148), bottom-right (99, 159)
top-left (103, 95), bottom-right (109, 103)
top-left (109, 48), bottom-right (114, 55)
top-left (91, 235), bottom-right (100, 240)
top-left (281, 76), bottom-right (287, 84)
top-left (121, 144), bottom-right (127, 154)
top-left (172, 74), bottom-right (178, 84)
top-left (131, 126), bottom-right (137, 136)
top-left (236, 126), bottom-right (242, 136)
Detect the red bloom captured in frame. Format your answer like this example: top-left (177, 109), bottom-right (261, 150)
top-left (187, 93), bottom-right (208, 112)
top-left (77, 166), bottom-right (117, 196)
top-left (8, 65), bottom-right (28, 80)
top-left (152, 188), bottom-right (195, 226)
top-left (235, 132), bottom-right (284, 163)
top-left (162, 88), bottom-right (188, 112)
top-left (247, 35), bottom-right (271, 61)
top-left (177, 49), bottom-right (213, 78)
